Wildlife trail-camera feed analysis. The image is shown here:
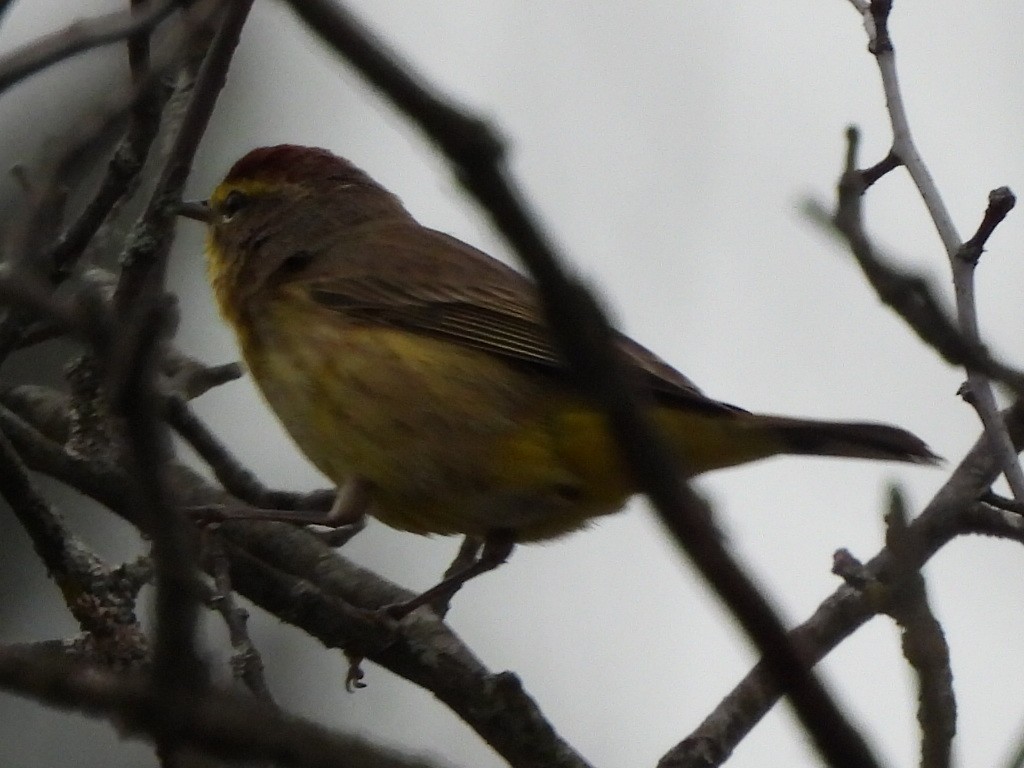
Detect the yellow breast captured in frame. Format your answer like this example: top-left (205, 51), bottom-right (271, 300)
top-left (225, 288), bottom-right (638, 539)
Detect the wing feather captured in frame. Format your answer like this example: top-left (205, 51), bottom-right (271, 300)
top-left (295, 225), bottom-right (744, 416)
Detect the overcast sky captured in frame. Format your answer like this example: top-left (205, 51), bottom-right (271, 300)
top-left (2, 2), bottom-right (1024, 767)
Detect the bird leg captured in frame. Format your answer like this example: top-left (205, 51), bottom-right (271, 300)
top-left (305, 478), bottom-right (372, 546)
top-left (186, 477), bottom-right (372, 548)
top-left (385, 529), bottom-right (516, 620)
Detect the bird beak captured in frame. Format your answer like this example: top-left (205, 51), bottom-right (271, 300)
top-left (176, 199), bottom-right (213, 224)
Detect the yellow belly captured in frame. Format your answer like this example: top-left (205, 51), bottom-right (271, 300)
top-left (236, 297), bottom-right (778, 542)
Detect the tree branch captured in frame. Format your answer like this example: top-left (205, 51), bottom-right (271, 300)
top-left (848, 0), bottom-right (1024, 498)
top-left (660, 399), bottom-right (1024, 767)
top-left (1, 382), bottom-right (592, 768)
top-left (0, 646), bottom-right (450, 768)
top-left (0, 0), bottom-right (186, 94)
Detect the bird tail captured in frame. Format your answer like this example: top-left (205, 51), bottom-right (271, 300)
top-left (754, 415), bottom-right (940, 465)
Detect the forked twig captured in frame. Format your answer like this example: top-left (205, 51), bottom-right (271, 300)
top-left (847, 0), bottom-right (1023, 497)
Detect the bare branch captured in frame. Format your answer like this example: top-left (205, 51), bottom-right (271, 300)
top-left (202, 532), bottom-right (274, 702)
top-left (114, 0), bottom-right (251, 313)
top-left (803, 130), bottom-right (1024, 397)
top-left (4, 382), bottom-right (591, 768)
top-left (881, 487), bottom-right (955, 768)
top-left (220, 527), bottom-right (593, 768)
top-left (164, 393), bottom-right (335, 511)
top-left (845, 0), bottom-right (1024, 499)
top-left (92, 3), bottom-right (256, 750)
top-left (0, 646), bottom-right (451, 768)
top-left (957, 187), bottom-right (1016, 266)
top-left (660, 399), bottom-right (1024, 767)
top-left (161, 356), bottom-right (243, 400)
top-left (0, 0), bottom-right (185, 95)
top-left (0, 418), bottom-right (88, 582)
top-left (858, 149), bottom-right (902, 189)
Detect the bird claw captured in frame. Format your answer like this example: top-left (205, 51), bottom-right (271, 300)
top-left (306, 517), bottom-right (367, 547)
top-left (344, 650), bottom-right (367, 692)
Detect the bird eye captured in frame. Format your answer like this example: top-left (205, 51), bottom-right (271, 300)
top-left (281, 250), bottom-right (314, 273)
top-left (220, 190), bottom-right (250, 222)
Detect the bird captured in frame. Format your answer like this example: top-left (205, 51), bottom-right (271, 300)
top-left (178, 144), bottom-right (937, 617)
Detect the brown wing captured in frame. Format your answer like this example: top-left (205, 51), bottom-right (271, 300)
top-left (299, 224), bottom-right (744, 417)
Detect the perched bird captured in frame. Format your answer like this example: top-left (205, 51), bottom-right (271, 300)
top-left (179, 145), bottom-right (936, 616)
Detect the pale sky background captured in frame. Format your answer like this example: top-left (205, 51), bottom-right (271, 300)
top-left (1, 2), bottom-right (1023, 767)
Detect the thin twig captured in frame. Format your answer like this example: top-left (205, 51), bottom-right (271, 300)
top-left (979, 490), bottom-right (1024, 517)
top-left (0, 11), bottom-right (216, 364)
top-left (4, 380), bottom-right (593, 768)
top-left (0, 646), bottom-right (451, 768)
top-left (113, 0), bottom-right (252, 313)
top-left (0, 0), bottom-right (184, 95)
top-left (659, 399), bottom-right (1024, 767)
top-left (803, 130), bottom-right (1024, 396)
top-left (881, 487), bottom-right (955, 768)
top-left (164, 394), bottom-right (334, 511)
top-left (203, 532), bottom-right (275, 702)
top-left (849, 0), bottom-right (1024, 498)
top-left (858, 150), bottom-right (902, 189)
top-left (957, 187), bottom-right (1016, 266)
top-left (0, 422), bottom-right (83, 581)
top-left (102, 1), bottom-right (255, 746)
top-left (161, 356), bottom-right (242, 400)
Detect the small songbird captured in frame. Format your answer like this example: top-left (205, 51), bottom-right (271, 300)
top-left (179, 145), bottom-right (936, 616)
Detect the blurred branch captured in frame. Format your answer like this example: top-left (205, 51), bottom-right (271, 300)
top-left (0, 0), bottom-right (16, 27)
top-left (1005, 721), bottom-right (1024, 768)
top-left (2, 383), bottom-right (592, 768)
top-left (0, 646), bottom-right (453, 768)
top-left (0, 418), bottom-right (98, 587)
top-left (112, 295), bottom-right (208, 750)
top-left (113, 0), bottom-right (250, 314)
top-left (0, 0), bottom-right (186, 95)
top-left (0, 2), bottom-right (228, 365)
top-left (660, 399), bottom-right (1024, 767)
top-left (91, 3), bottom-right (254, 755)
